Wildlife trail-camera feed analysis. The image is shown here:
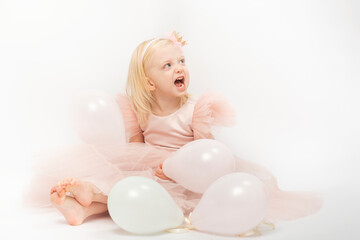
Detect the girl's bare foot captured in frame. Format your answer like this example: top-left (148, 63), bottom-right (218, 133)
top-left (57, 178), bottom-right (95, 207)
top-left (50, 192), bottom-right (86, 226)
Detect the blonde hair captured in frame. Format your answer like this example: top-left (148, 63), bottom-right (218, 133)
top-left (126, 38), bottom-right (189, 126)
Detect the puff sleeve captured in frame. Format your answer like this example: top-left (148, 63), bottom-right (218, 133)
top-left (115, 93), bottom-right (142, 140)
top-left (192, 91), bottom-right (236, 139)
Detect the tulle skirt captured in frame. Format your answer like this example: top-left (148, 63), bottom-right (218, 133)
top-left (23, 142), bottom-right (322, 222)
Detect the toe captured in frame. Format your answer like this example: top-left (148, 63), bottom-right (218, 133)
top-left (50, 192), bottom-right (57, 203)
top-left (50, 186), bottom-right (57, 194)
top-left (56, 186), bottom-right (66, 196)
top-left (57, 191), bottom-right (66, 205)
top-left (58, 188), bottom-right (66, 198)
top-left (50, 192), bottom-right (64, 205)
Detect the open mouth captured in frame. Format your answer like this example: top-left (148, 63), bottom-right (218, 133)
top-left (174, 76), bottom-right (185, 88)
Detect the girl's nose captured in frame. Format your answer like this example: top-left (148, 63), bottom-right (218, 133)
top-left (175, 67), bottom-right (183, 73)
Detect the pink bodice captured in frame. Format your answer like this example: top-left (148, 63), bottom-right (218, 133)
top-left (140, 98), bottom-right (196, 150)
top-left (116, 91), bottom-right (237, 151)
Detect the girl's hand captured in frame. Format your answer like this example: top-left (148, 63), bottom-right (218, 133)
top-left (155, 163), bottom-right (171, 180)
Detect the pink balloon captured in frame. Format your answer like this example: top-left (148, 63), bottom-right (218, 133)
top-left (191, 173), bottom-right (268, 236)
top-left (69, 90), bottom-right (125, 144)
top-left (162, 139), bottom-right (236, 193)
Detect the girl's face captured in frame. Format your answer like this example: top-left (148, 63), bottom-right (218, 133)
top-left (144, 43), bottom-right (189, 99)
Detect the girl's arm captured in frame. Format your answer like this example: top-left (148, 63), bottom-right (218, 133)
top-left (155, 163), bottom-right (171, 180)
top-left (129, 132), bottom-right (145, 143)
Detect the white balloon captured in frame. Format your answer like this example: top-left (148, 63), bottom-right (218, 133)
top-left (163, 139), bottom-right (236, 193)
top-left (69, 89), bottom-right (125, 144)
top-left (191, 173), bottom-right (269, 235)
top-left (107, 176), bottom-right (184, 234)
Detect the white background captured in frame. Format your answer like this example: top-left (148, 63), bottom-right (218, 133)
top-left (1, 0), bottom-right (359, 239)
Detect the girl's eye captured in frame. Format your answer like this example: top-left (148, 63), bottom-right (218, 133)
top-left (180, 59), bottom-right (185, 64)
top-left (164, 63), bottom-right (171, 68)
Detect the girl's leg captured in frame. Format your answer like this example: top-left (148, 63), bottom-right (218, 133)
top-left (50, 192), bottom-right (108, 226)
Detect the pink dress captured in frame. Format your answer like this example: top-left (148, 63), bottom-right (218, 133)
top-left (24, 92), bottom-right (322, 222)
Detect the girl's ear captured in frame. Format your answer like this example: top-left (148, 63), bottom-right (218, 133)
top-left (146, 77), bottom-right (156, 91)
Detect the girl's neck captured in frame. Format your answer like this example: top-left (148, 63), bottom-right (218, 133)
top-left (152, 95), bottom-right (181, 116)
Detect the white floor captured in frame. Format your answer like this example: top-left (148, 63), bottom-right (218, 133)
top-left (1, 170), bottom-right (359, 240)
